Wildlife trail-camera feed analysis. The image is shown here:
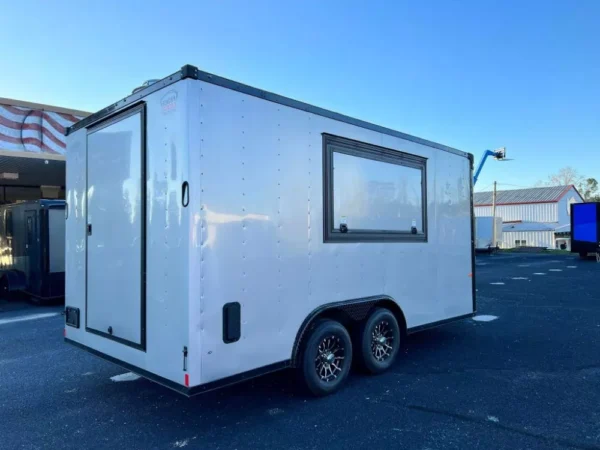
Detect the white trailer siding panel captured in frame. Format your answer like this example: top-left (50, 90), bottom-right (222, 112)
top-left (502, 231), bottom-right (554, 249)
top-left (66, 80), bottom-right (193, 386)
top-left (66, 68), bottom-right (474, 392)
top-left (195, 79), bottom-right (473, 384)
top-left (474, 202), bottom-right (557, 223)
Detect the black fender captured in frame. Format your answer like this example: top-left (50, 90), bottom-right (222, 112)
top-left (290, 295), bottom-right (407, 367)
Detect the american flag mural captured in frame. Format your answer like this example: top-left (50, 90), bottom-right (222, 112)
top-left (0, 102), bottom-right (84, 156)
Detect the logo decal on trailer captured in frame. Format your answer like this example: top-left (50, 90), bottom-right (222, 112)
top-left (161, 90), bottom-right (178, 114)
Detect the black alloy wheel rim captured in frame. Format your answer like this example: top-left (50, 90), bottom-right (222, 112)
top-left (315, 335), bottom-right (346, 382)
top-left (371, 320), bottom-right (394, 362)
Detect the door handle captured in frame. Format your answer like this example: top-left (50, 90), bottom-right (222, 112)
top-left (182, 181), bottom-right (189, 207)
top-left (87, 224), bottom-right (92, 236)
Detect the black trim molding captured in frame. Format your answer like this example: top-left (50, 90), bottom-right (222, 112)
top-left (291, 295), bottom-right (474, 366)
top-left (322, 133), bottom-right (428, 243)
top-left (64, 338), bottom-right (290, 397)
top-left (469, 153), bottom-right (477, 314)
top-left (406, 313), bottom-right (475, 334)
top-left (66, 65), bottom-right (469, 161)
top-left (67, 65), bottom-right (198, 135)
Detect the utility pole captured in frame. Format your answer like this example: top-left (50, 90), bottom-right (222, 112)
top-left (492, 181), bottom-right (497, 249)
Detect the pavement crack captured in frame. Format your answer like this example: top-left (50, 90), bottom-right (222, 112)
top-left (406, 405), bottom-right (600, 450)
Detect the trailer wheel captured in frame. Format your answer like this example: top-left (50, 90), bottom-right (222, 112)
top-left (301, 319), bottom-right (352, 396)
top-left (357, 308), bottom-right (400, 374)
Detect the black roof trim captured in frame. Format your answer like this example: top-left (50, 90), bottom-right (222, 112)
top-left (66, 65), bottom-right (199, 135)
top-left (66, 64), bottom-right (469, 158)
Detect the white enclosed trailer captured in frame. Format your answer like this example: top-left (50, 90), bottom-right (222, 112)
top-left (64, 65), bottom-right (476, 396)
top-left (475, 216), bottom-right (503, 251)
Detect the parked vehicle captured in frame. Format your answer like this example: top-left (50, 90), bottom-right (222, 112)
top-left (475, 216), bottom-right (503, 253)
top-left (570, 202), bottom-right (600, 259)
top-left (0, 200), bottom-right (65, 302)
top-left (64, 65), bottom-right (476, 396)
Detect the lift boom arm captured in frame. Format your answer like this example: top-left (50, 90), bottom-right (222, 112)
top-left (473, 148), bottom-right (505, 185)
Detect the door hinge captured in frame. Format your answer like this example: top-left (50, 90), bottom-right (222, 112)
top-left (183, 346), bottom-right (188, 371)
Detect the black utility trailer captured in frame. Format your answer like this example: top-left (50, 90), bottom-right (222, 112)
top-left (570, 202), bottom-right (600, 259)
top-left (0, 200), bottom-right (65, 302)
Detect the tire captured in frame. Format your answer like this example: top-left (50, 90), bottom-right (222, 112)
top-left (301, 319), bottom-right (353, 396)
top-left (357, 308), bottom-right (401, 374)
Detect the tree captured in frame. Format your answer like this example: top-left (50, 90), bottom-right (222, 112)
top-left (581, 178), bottom-right (599, 201)
top-left (538, 167), bottom-right (600, 201)
top-left (546, 166), bottom-right (584, 188)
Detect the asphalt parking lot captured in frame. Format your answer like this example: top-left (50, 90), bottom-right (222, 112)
top-left (1, 253), bottom-right (599, 450)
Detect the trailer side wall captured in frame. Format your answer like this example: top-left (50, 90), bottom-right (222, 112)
top-left (66, 75), bottom-right (473, 390)
top-left (191, 79), bottom-right (474, 385)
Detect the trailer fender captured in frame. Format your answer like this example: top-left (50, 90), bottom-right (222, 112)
top-left (290, 295), bottom-right (407, 367)
top-left (0, 270), bottom-right (27, 293)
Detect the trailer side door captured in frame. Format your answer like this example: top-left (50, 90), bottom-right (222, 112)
top-left (86, 105), bottom-right (146, 350)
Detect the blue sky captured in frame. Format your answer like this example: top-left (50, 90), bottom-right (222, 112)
top-left (1, 0), bottom-right (598, 191)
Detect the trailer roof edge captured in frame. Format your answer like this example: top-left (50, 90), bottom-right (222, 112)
top-left (66, 65), bottom-right (470, 158)
top-left (65, 65), bottom-right (197, 136)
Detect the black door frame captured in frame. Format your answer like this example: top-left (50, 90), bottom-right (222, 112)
top-left (84, 102), bottom-right (147, 352)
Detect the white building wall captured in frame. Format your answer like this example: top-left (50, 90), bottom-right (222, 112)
top-left (475, 202), bottom-right (557, 223)
top-left (555, 237), bottom-right (571, 251)
top-left (502, 231), bottom-right (554, 249)
top-left (557, 186), bottom-right (583, 225)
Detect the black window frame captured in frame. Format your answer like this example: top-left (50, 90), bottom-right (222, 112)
top-left (323, 133), bottom-right (428, 243)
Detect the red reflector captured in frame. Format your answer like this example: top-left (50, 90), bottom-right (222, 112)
top-left (184, 374), bottom-right (190, 387)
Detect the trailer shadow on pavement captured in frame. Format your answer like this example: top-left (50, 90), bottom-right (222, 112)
top-left (1, 253), bottom-right (599, 450)
top-left (0, 295), bottom-right (63, 314)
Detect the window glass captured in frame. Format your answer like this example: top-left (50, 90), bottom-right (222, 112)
top-left (323, 134), bottom-right (427, 243)
top-left (333, 151), bottom-right (423, 233)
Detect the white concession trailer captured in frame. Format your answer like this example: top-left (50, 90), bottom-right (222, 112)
top-left (65, 65), bottom-right (476, 396)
